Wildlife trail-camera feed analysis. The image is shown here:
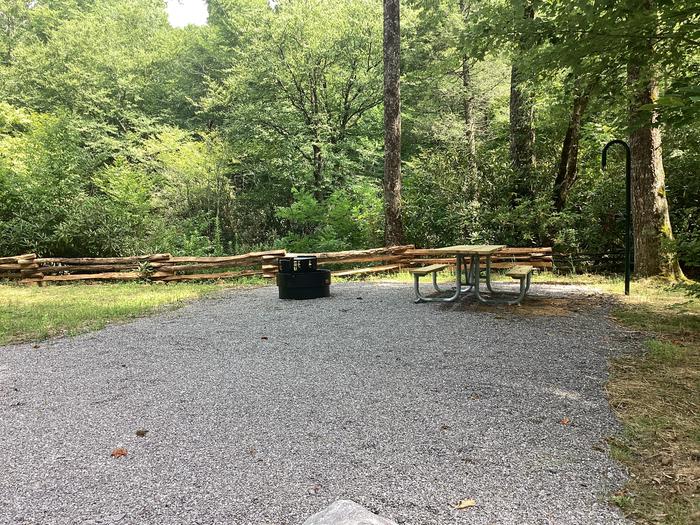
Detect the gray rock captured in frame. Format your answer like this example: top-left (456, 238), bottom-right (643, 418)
top-left (302, 500), bottom-right (397, 525)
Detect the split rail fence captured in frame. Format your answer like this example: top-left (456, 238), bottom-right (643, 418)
top-left (0, 246), bottom-right (553, 285)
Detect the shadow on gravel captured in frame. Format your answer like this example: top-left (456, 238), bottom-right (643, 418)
top-left (444, 292), bottom-right (611, 317)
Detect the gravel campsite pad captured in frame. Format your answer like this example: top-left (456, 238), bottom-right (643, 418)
top-left (0, 282), bottom-right (633, 524)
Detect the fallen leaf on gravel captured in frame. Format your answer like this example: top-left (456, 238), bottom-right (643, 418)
top-left (307, 483), bottom-right (322, 495)
top-left (135, 429), bottom-right (148, 437)
top-left (452, 498), bottom-right (477, 510)
top-left (111, 448), bottom-right (128, 458)
top-left (560, 417), bottom-right (571, 425)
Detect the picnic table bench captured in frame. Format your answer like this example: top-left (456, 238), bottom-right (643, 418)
top-left (411, 245), bottom-right (535, 305)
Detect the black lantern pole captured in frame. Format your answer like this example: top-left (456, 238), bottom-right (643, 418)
top-left (602, 140), bottom-right (632, 295)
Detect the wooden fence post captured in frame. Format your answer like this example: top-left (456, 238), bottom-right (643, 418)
top-left (18, 254), bottom-right (43, 286)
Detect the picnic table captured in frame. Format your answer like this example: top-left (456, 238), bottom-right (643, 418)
top-left (410, 244), bottom-right (535, 305)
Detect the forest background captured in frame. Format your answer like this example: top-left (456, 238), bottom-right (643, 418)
top-left (0, 0), bottom-right (697, 274)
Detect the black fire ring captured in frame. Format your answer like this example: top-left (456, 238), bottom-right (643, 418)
top-left (276, 255), bottom-right (331, 300)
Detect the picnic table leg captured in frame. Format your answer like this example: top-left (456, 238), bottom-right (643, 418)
top-left (474, 258), bottom-right (532, 305)
top-left (459, 255), bottom-right (474, 293)
top-left (414, 257), bottom-right (462, 303)
top-left (472, 255), bottom-right (484, 302)
top-left (485, 256), bottom-right (495, 292)
top-left (432, 271), bottom-right (445, 292)
top-left (472, 255), bottom-right (497, 304)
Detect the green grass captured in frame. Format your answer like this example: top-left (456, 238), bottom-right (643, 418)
top-left (604, 278), bottom-right (700, 525)
top-left (0, 280), bottom-right (263, 345)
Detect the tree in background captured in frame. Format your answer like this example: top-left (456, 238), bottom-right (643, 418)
top-left (0, 0), bottom-right (697, 276)
top-left (383, 0), bottom-right (405, 245)
top-left (205, 0), bottom-right (385, 249)
top-left (627, 0), bottom-right (683, 278)
top-left (536, 0), bottom-right (693, 277)
top-left (459, 0), bottom-right (478, 193)
top-left (508, 0), bottom-right (536, 201)
top-left (552, 78), bottom-right (592, 212)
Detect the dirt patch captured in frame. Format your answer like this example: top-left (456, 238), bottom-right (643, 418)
top-left (606, 342), bottom-right (700, 523)
top-left (450, 293), bottom-right (610, 317)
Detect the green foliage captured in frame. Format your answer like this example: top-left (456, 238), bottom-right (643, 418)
top-left (0, 0), bottom-right (697, 275)
top-left (276, 184), bottom-right (383, 252)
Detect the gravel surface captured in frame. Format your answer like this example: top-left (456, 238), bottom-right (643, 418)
top-left (0, 282), bottom-right (634, 525)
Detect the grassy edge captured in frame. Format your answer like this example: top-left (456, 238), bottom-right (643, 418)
top-left (0, 278), bottom-right (268, 346)
top-left (602, 280), bottom-right (700, 524)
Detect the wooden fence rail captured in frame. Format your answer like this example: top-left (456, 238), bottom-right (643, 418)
top-left (0, 246), bottom-right (553, 285)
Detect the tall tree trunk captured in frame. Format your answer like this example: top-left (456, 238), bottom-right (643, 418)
top-left (509, 0), bottom-right (536, 201)
top-left (626, 0), bottom-right (682, 279)
top-left (312, 142), bottom-right (323, 201)
top-left (628, 65), bottom-right (682, 278)
top-left (383, 0), bottom-right (404, 245)
top-left (553, 87), bottom-right (590, 211)
top-left (462, 58), bottom-right (477, 193)
top-left (310, 80), bottom-right (324, 201)
top-left (460, 0), bottom-right (477, 194)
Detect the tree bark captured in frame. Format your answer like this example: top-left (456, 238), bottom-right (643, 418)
top-left (460, 0), bottom-right (477, 194)
top-left (310, 78), bottom-right (324, 201)
top-left (625, 0), bottom-right (682, 279)
top-left (628, 65), bottom-right (682, 278)
top-left (553, 87), bottom-right (590, 211)
top-left (312, 142), bottom-right (323, 201)
top-left (509, 1), bottom-right (536, 201)
top-left (383, 0), bottom-right (404, 245)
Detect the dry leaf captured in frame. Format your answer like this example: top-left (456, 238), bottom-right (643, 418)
top-left (111, 447), bottom-right (128, 458)
top-left (452, 498), bottom-right (477, 510)
top-left (560, 417), bottom-right (571, 425)
top-left (307, 483), bottom-right (322, 495)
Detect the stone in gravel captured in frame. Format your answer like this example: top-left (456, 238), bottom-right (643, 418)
top-left (302, 500), bottom-right (398, 525)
